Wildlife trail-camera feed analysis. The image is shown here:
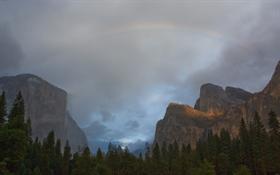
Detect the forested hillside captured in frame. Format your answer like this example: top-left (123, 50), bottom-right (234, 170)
top-left (0, 91), bottom-right (279, 175)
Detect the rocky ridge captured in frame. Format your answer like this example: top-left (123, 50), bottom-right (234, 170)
top-left (154, 61), bottom-right (280, 148)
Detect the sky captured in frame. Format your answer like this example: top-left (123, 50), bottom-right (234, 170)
top-left (1, 0), bottom-right (280, 151)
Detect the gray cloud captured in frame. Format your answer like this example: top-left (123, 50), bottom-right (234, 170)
top-left (100, 110), bottom-right (115, 122)
top-left (173, 1), bottom-right (280, 104)
top-left (84, 121), bottom-right (110, 140)
top-left (0, 24), bottom-right (23, 74)
top-left (126, 120), bottom-right (140, 130)
top-left (1, 0), bottom-right (280, 149)
top-left (84, 120), bottom-right (126, 141)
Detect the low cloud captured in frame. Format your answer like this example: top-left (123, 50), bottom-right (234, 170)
top-left (174, 1), bottom-right (280, 105)
top-left (0, 24), bottom-right (23, 74)
top-left (126, 120), bottom-right (140, 130)
top-left (100, 110), bottom-right (115, 122)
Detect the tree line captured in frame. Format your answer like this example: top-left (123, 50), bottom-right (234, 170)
top-left (0, 91), bottom-right (279, 175)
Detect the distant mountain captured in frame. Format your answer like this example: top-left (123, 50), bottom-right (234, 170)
top-left (0, 74), bottom-right (87, 152)
top-left (154, 61), bottom-right (280, 148)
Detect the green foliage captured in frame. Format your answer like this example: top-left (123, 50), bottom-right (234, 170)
top-left (267, 111), bottom-right (280, 174)
top-left (62, 141), bottom-right (72, 175)
top-left (191, 160), bottom-right (215, 175)
top-left (0, 91), bottom-right (280, 175)
top-left (234, 165), bottom-right (251, 175)
top-left (152, 143), bottom-right (160, 161)
top-left (0, 128), bottom-right (28, 173)
top-left (32, 167), bottom-right (42, 175)
top-left (0, 92), bottom-right (7, 126)
top-left (96, 148), bottom-right (104, 162)
top-left (72, 147), bottom-right (95, 175)
top-left (8, 92), bottom-right (25, 130)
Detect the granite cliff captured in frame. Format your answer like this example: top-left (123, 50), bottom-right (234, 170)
top-left (154, 61), bottom-right (280, 148)
top-left (0, 74), bottom-right (87, 152)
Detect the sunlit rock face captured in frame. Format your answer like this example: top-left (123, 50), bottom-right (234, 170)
top-left (154, 61), bottom-right (280, 148)
top-left (0, 74), bottom-right (87, 152)
top-left (154, 103), bottom-right (217, 148)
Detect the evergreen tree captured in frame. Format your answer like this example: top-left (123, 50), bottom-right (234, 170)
top-left (72, 147), bottom-right (95, 175)
top-left (95, 164), bottom-right (112, 175)
top-left (239, 118), bottom-right (252, 169)
top-left (144, 143), bottom-right (151, 160)
top-left (106, 143), bottom-right (120, 174)
top-left (0, 161), bottom-right (13, 175)
top-left (217, 129), bottom-right (233, 174)
top-left (267, 111), bottom-right (280, 173)
top-left (1, 90), bottom-right (280, 175)
top-left (32, 167), bottom-right (42, 175)
top-left (249, 112), bottom-right (268, 175)
top-left (180, 144), bottom-right (192, 175)
top-left (152, 143), bottom-right (161, 161)
top-left (62, 141), bottom-right (71, 175)
top-left (54, 139), bottom-right (62, 175)
top-left (192, 160), bottom-right (215, 175)
top-left (234, 165), bottom-right (251, 175)
top-left (0, 128), bottom-right (28, 173)
top-left (26, 118), bottom-right (32, 141)
top-left (151, 143), bottom-right (162, 175)
top-left (8, 92), bottom-right (25, 130)
top-left (96, 148), bottom-right (104, 162)
top-left (0, 92), bottom-right (7, 126)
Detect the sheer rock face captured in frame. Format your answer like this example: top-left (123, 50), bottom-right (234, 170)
top-left (154, 61), bottom-right (280, 148)
top-left (194, 84), bottom-right (252, 115)
top-left (0, 74), bottom-right (87, 152)
top-left (154, 103), bottom-right (217, 148)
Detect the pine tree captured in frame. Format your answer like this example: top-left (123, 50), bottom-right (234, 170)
top-left (180, 144), bottom-right (190, 175)
top-left (234, 165), bottom-right (251, 175)
top-left (144, 143), bottom-right (151, 160)
top-left (239, 118), bottom-right (252, 169)
top-left (26, 118), bottom-right (32, 142)
top-left (32, 167), bottom-right (42, 175)
top-left (54, 139), bottom-right (62, 175)
top-left (249, 112), bottom-right (268, 174)
top-left (151, 143), bottom-right (162, 175)
top-left (0, 92), bottom-right (7, 126)
top-left (96, 148), bottom-right (104, 162)
top-left (8, 92), bottom-right (25, 130)
top-left (72, 147), bottom-right (95, 175)
top-left (41, 131), bottom-right (56, 175)
top-left (0, 92), bottom-right (29, 174)
top-left (152, 143), bottom-right (161, 161)
top-left (0, 128), bottom-right (28, 173)
top-left (267, 111), bottom-right (280, 173)
top-left (62, 141), bottom-right (71, 175)
top-left (192, 160), bottom-right (215, 175)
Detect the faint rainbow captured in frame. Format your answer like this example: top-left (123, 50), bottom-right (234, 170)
top-left (93, 21), bottom-right (255, 55)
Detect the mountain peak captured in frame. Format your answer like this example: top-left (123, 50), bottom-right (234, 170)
top-left (195, 83), bottom-right (228, 115)
top-left (195, 83), bottom-right (252, 115)
top-left (263, 60), bottom-right (280, 96)
top-left (154, 60), bottom-right (280, 150)
top-left (225, 86), bottom-right (252, 102)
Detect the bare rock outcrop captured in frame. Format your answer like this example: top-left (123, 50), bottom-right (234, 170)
top-left (0, 74), bottom-right (87, 152)
top-left (154, 61), bottom-right (280, 148)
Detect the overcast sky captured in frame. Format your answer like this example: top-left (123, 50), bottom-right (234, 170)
top-left (1, 0), bottom-right (280, 151)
